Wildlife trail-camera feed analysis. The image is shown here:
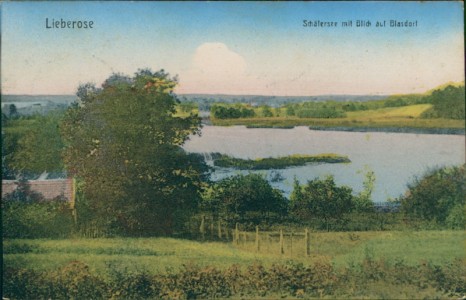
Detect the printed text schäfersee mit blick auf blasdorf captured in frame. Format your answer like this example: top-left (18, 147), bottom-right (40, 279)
top-left (303, 19), bottom-right (418, 28)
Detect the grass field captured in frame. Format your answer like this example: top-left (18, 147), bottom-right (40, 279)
top-left (211, 104), bottom-right (465, 131)
top-left (4, 230), bottom-right (465, 276)
top-left (4, 230), bottom-right (465, 299)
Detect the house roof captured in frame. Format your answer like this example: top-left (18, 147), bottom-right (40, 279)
top-left (2, 179), bottom-right (74, 204)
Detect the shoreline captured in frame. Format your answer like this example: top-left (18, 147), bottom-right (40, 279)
top-left (202, 122), bottom-right (465, 135)
top-left (307, 126), bottom-right (465, 135)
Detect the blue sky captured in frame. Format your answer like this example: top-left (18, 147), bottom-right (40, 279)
top-left (1, 1), bottom-right (464, 95)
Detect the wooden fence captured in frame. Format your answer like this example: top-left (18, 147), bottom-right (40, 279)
top-left (199, 217), bottom-right (312, 256)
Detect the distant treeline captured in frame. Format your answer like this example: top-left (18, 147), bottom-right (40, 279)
top-left (179, 94), bottom-right (388, 111)
top-left (420, 85), bottom-right (465, 119)
top-left (204, 83), bottom-right (465, 120)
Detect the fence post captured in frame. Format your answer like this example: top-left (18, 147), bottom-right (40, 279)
top-left (210, 219), bottom-right (214, 239)
top-left (305, 228), bottom-right (311, 256)
top-left (217, 219), bottom-right (222, 239)
top-left (255, 226), bottom-right (260, 252)
top-left (290, 231), bottom-right (293, 257)
top-left (279, 229), bottom-right (284, 255)
top-left (199, 215), bottom-right (205, 240)
top-left (235, 223), bottom-right (240, 245)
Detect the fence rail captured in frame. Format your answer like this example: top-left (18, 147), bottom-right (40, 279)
top-left (199, 217), bottom-right (312, 256)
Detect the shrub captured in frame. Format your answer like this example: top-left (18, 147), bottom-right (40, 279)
top-left (401, 165), bottom-right (465, 227)
top-left (3, 259), bottom-right (465, 299)
top-left (290, 176), bottom-right (354, 231)
top-left (203, 173), bottom-right (288, 227)
top-left (2, 199), bottom-right (74, 238)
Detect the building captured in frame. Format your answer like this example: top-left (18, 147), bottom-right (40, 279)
top-left (2, 178), bottom-right (75, 208)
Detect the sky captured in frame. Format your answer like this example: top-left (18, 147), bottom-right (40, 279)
top-left (1, 1), bottom-right (464, 96)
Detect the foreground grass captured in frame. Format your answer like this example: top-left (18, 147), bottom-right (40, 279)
top-left (4, 230), bottom-right (465, 275)
top-left (3, 230), bottom-right (465, 299)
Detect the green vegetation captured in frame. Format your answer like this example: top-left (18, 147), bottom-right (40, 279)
top-left (3, 231), bottom-right (464, 272)
top-left (213, 115), bottom-right (464, 130)
top-left (211, 104), bottom-right (256, 119)
top-left (210, 83), bottom-right (465, 132)
top-left (290, 176), bottom-right (353, 231)
top-left (2, 178), bottom-right (74, 239)
top-left (401, 165), bottom-right (465, 229)
top-left (212, 106), bottom-right (464, 133)
top-left (353, 167), bottom-right (376, 212)
top-left (421, 84), bottom-right (465, 119)
top-left (213, 153), bottom-right (350, 170)
top-left (4, 163), bottom-right (465, 240)
top-left (201, 174), bottom-right (287, 226)
top-left (2, 113), bottom-right (65, 178)
top-left (60, 70), bottom-right (207, 236)
top-left (3, 231), bottom-right (465, 299)
top-left (2, 74), bottom-right (465, 298)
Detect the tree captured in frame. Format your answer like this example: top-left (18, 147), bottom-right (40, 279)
top-left (285, 105), bottom-right (296, 116)
top-left (204, 173), bottom-right (287, 226)
top-left (8, 104), bottom-right (20, 119)
top-left (290, 176), bottom-right (353, 231)
top-left (261, 105), bottom-right (273, 117)
top-left (2, 130), bottom-right (17, 179)
top-left (401, 165), bottom-right (465, 225)
top-left (353, 167), bottom-right (375, 212)
top-left (421, 85), bottom-right (465, 119)
top-left (61, 69), bottom-right (208, 236)
top-left (10, 113), bottom-right (65, 174)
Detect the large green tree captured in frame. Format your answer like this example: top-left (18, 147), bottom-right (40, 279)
top-left (61, 69), bottom-right (208, 235)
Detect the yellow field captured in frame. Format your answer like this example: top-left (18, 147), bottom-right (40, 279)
top-left (346, 104), bottom-right (432, 119)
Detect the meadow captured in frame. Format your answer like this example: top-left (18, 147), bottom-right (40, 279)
top-left (4, 230), bottom-right (465, 299)
top-left (4, 230), bottom-right (465, 275)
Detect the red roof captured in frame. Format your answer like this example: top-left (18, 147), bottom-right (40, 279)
top-left (2, 179), bottom-right (74, 203)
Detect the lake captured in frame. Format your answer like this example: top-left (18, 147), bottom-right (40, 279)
top-left (184, 126), bottom-right (465, 202)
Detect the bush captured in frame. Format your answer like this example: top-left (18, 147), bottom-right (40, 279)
top-left (290, 176), bottom-right (354, 231)
top-left (203, 173), bottom-right (288, 227)
top-left (401, 165), bottom-right (465, 227)
top-left (2, 200), bottom-right (74, 238)
top-left (4, 259), bottom-right (464, 299)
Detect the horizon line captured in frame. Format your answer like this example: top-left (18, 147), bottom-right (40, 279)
top-left (2, 80), bottom-right (464, 99)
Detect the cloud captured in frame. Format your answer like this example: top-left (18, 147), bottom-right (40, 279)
top-left (192, 43), bottom-right (247, 78)
top-left (177, 42), bottom-right (254, 94)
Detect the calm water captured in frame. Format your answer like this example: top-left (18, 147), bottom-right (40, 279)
top-left (184, 126), bottom-right (465, 202)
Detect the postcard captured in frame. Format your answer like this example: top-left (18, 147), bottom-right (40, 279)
top-left (2, 2), bottom-right (465, 299)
